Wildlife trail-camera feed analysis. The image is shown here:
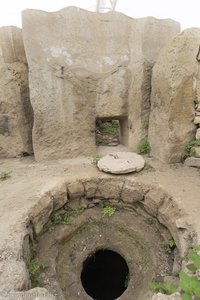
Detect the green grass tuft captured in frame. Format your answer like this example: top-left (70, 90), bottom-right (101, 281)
top-left (138, 139), bottom-right (151, 154)
top-left (162, 238), bottom-right (176, 254)
top-left (44, 208), bottom-right (85, 232)
top-left (102, 206), bottom-right (116, 217)
top-left (183, 139), bottom-right (200, 160)
top-left (149, 281), bottom-right (177, 295)
top-left (0, 172), bottom-right (10, 181)
top-left (28, 258), bottom-right (48, 287)
top-left (92, 155), bottom-right (101, 165)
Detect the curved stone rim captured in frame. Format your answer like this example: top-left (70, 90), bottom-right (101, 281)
top-left (1, 176), bottom-right (196, 299)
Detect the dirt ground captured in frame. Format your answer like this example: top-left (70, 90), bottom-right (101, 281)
top-left (0, 145), bottom-right (200, 295)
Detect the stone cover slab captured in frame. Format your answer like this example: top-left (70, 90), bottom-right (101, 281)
top-left (97, 152), bottom-right (145, 174)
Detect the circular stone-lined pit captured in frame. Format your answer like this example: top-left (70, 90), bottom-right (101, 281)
top-left (31, 207), bottom-right (176, 300)
top-left (23, 177), bottom-right (195, 300)
top-left (81, 249), bottom-right (129, 300)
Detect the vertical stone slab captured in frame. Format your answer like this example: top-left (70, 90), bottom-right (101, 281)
top-left (22, 7), bottom-right (180, 161)
top-left (0, 26), bottom-right (33, 157)
top-left (127, 18), bottom-right (180, 151)
top-left (149, 29), bottom-right (199, 163)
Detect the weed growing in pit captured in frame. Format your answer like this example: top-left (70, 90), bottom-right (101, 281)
top-left (28, 258), bottom-right (48, 287)
top-left (162, 237), bottom-right (176, 254)
top-left (179, 245), bottom-right (200, 299)
top-left (138, 138), bottom-right (151, 154)
top-left (45, 208), bottom-right (85, 232)
top-left (150, 245), bottom-right (200, 299)
top-left (92, 155), bottom-right (101, 166)
top-left (149, 281), bottom-right (177, 295)
top-left (103, 206), bottom-right (116, 217)
top-left (182, 139), bottom-right (200, 160)
top-left (0, 171), bottom-right (10, 181)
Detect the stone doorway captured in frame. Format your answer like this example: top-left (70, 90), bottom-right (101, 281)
top-left (95, 118), bottom-right (128, 147)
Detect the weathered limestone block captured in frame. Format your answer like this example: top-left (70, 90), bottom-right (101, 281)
top-left (97, 178), bottom-right (124, 199)
top-left (144, 187), bottom-right (166, 217)
top-left (185, 156), bottom-right (200, 168)
top-left (149, 29), bottom-right (200, 162)
top-left (127, 18), bottom-right (180, 151)
top-left (121, 180), bottom-right (144, 204)
top-left (192, 146), bottom-right (200, 157)
top-left (22, 7), bottom-right (179, 160)
top-left (39, 179), bottom-right (68, 211)
top-left (194, 116), bottom-right (200, 124)
top-left (67, 181), bottom-right (85, 200)
top-left (196, 103), bottom-right (200, 111)
top-left (47, 181), bottom-right (68, 211)
top-left (196, 128), bottom-right (200, 139)
top-left (0, 26), bottom-right (33, 157)
top-left (82, 179), bottom-right (99, 199)
top-left (30, 195), bottom-right (53, 234)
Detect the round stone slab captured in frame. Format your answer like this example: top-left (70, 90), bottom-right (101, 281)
top-left (97, 152), bottom-right (145, 174)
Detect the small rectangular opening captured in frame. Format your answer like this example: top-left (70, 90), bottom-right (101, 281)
top-left (95, 119), bottom-right (120, 146)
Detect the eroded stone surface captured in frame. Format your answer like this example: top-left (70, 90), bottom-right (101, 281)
top-left (196, 128), bottom-right (200, 139)
top-left (30, 195), bottom-right (53, 234)
top-left (0, 26), bottom-right (33, 158)
top-left (151, 293), bottom-right (181, 300)
top-left (144, 187), bottom-right (166, 217)
top-left (22, 7), bottom-right (179, 160)
top-left (149, 28), bottom-right (200, 163)
top-left (97, 152), bottom-right (145, 174)
top-left (0, 260), bottom-right (29, 292)
top-left (121, 181), bottom-right (144, 203)
top-left (67, 181), bottom-right (85, 199)
top-left (185, 156), bottom-right (200, 168)
top-left (193, 146), bottom-right (200, 158)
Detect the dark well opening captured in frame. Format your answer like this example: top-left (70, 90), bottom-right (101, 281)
top-left (81, 249), bottom-right (129, 300)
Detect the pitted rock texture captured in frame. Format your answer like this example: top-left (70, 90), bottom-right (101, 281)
top-left (22, 7), bottom-right (179, 161)
top-left (148, 28), bottom-right (200, 163)
top-left (0, 26), bottom-right (33, 158)
top-left (97, 152), bottom-right (145, 174)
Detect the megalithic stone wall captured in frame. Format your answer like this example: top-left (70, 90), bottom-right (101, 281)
top-left (149, 29), bottom-right (200, 163)
top-left (0, 26), bottom-right (33, 158)
top-left (22, 7), bottom-right (180, 161)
